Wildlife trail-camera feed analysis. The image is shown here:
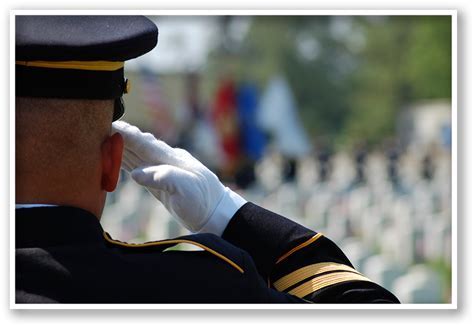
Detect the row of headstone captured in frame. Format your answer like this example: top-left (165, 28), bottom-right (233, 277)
top-left (102, 175), bottom-right (187, 242)
top-left (253, 148), bottom-right (450, 196)
top-left (244, 164), bottom-right (451, 264)
top-left (392, 264), bottom-right (445, 303)
top-left (292, 167), bottom-right (451, 267)
top-left (339, 238), bottom-right (447, 303)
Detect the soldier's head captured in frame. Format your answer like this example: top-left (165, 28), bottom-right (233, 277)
top-left (16, 97), bottom-right (123, 218)
top-left (15, 15), bottom-right (158, 218)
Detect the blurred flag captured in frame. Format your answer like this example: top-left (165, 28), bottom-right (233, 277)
top-left (257, 75), bottom-right (311, 159)
top-left (236, 82), bottom-right (267, 161)
top-left (139, 67), bottom-right (178, 144)
top-left (212, 79), bottom-right (241, 176)
top-left (441, 122), bottom-right (451, 150)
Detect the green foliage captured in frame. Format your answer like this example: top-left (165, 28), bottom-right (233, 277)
top-left (403, 16), bottom-right (452, 99)
top-left (209, 15), bottom-right (452, 148)
top-left (282, 17), bottom-right (353, 140)
top-left (426, 258), bottom-right (452, 303)
top-left (343, 16), bottom-right (452, 147)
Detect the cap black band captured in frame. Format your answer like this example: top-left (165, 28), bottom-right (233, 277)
top-left (16, 65), bottom-right (126, 100)
top-left (16, 65), bottom-right (126, 121)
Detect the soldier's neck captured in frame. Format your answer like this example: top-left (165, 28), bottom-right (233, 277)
top-left (15, 179), bottom-right (105, 220)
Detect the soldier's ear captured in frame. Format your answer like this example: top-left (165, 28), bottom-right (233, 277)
top-left (101, 132), bottom-right (124, 192)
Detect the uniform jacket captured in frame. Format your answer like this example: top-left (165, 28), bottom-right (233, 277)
top-left (16, 203), bottom-right (399, 303)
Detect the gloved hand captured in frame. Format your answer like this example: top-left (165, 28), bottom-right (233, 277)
top-left (112, 121), bottom-right (247, 236)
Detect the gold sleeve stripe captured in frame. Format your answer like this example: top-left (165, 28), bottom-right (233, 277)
top-left (274, 262), bottom-right (362, 292)
top-left (276, 233), bottom-right (324, 265)
top-left (102, 232), bottom-right (244, 274)
top-left (16, 60), bottom-right (124, 71)
top-left (288, 271), bottom-right (372, 298)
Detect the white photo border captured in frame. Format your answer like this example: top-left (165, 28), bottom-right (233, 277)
top-left (9, 9), bottom-right (458, 310)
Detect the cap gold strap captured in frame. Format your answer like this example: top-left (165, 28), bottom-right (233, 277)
top-left (16, 60), bottom-right (124, 71)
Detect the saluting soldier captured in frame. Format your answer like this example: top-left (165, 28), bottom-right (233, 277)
top-left (15, 15), bottom-right (399, 304)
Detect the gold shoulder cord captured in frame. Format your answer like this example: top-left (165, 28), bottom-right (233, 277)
top-left (276, 233), bottom-right (324, 264)
top-left (102, 232), bottom-right (244, 274)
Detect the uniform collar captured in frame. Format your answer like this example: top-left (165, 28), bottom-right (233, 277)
top-left (16, 203), bottom-right (57, 209)
top-left (16, 206), bottom-right (105, 248)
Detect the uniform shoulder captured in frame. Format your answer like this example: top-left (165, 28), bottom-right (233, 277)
top-left (102, 232), bottom-right (246, 274)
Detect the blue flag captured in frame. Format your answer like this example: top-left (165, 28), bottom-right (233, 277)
top-left (236, 82), bottom-right (267, 161)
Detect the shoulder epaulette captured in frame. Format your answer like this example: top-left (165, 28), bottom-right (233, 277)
top-left (103, 232), bottom-right (244, 274)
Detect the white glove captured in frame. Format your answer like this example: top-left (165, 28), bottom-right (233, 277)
top-left (112, 121), bottom-right (247, 236)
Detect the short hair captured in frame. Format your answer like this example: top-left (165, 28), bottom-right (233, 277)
top-left (16, 97), bottom-right (114, 182)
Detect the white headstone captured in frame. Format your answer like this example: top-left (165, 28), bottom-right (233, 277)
top-left (424, 217), bottom-right (451, 262)
top-left (339, 238), bottom-right (373, 271)
top-left (392, 264), bottom-right (443, 303)
top-left (362, 254), bottom-right (404, 291)
top-left (304, 189), bottom-right (333, 230)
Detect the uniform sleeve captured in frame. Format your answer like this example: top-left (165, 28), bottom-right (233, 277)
top-left (222, 202), bottom-right (400, 303)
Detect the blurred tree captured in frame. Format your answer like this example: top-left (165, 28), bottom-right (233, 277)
top-left (404, 16), bottom-right (452, 99)
top-left (342, 15), bottom-right (451, 147)
top-left (283, 17), bottom-right (354, 140)
top-left (206, 15), bottom-right (452, 148)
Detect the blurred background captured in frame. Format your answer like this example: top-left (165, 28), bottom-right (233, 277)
top-left (101, 15), bottom-right (453, 304)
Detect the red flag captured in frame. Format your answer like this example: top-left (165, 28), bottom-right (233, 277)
top-left (212, 79), bottom-right (241, 176)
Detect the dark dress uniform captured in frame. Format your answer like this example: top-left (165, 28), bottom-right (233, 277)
top-left (16, 203), bottom-right (399, 303)
top-left (15, 15), bottom-right (399, 304)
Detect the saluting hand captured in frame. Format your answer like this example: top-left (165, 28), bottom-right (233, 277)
top-left (112, 121), bottom-right (247, 235)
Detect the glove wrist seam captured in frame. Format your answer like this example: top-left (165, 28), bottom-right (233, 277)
top-left (198, 187), bottom-right (247, 236)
